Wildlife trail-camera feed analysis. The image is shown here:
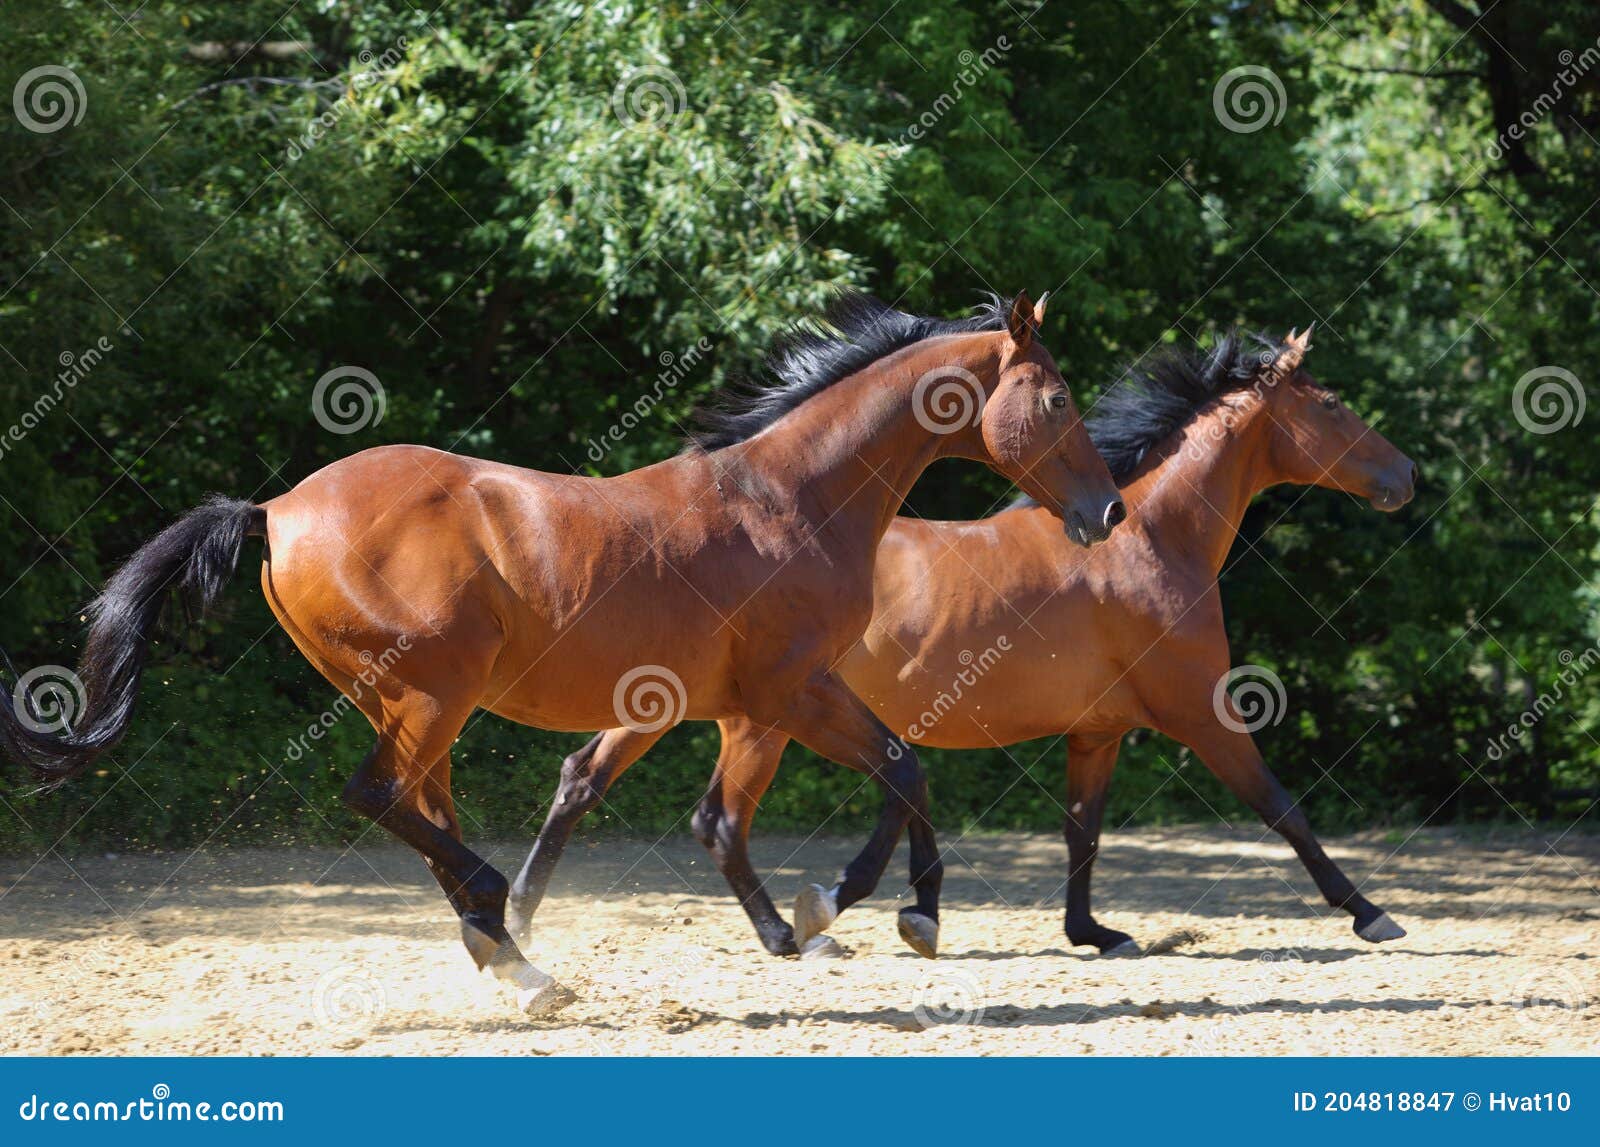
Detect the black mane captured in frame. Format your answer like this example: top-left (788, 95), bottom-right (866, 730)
top-left (688, 291), bottom-right (1013, 451)
top-left (1087, 330), bottom-right (1295, 480)
top-left (1009, 330), bottom-right (1293, 513)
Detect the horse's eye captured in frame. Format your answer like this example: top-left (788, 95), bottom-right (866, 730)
top-left (1049, 393), bottom-right (1069, 411)
top-left (1321, 394), bottom-right (1338, 410)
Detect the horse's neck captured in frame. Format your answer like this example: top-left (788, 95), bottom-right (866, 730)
top-left (1121, 399), bottom-right (1278, 578)
top-left (728, 338), bottom-right (995, 545)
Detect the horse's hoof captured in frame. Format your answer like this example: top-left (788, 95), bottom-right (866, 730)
top-left (518, 980), bottom-right (578, 1017)
top-left (898, 911), bottom-right (939, 959)
top-left (1103, 938), bottom-right (1142, 957)
top-left (793, 883), bottom-right (838, 948)
top-left (1357, 912), bottom-right (1406, 943)
top-left (497, 959), bottom-right (573, 1017)
top-left (800, 935), bottom-right (846, 960)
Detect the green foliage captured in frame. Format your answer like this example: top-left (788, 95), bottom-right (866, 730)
top-left (1, 0), bottom-right (1596, 852)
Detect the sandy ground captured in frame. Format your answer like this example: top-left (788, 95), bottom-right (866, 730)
top-left (2, 827), bottom-right (1597, 1056)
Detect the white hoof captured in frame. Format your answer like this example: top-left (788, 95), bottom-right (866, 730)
top-left (897, 912), bottom-right (939, 959)
top-left (500, 961), bottom-right (576, 1017)
top-left (794, 883), bottom-right (839, 948)
top-left (1357, 912), bottom-right (1406, 943)
top-left (1104, 939), bottom-right (1142, 957)
top-left (800, 935), bottom-right (846, 961)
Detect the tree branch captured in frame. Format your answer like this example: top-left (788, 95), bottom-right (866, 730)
top-left (1333, 63), bottom-right (1482, 79)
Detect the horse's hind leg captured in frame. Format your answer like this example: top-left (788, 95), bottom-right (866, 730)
top-left (506, 725), bottom-right (665, 946)
top-left (691, 718), bottom-right (799, 957)
top-left (344, 697), bottom-right (575, 1016)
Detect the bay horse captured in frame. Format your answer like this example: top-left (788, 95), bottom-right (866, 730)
top-left (1, 291), bottom-right (1124, 1014)
top-left (521, 327), bottom-right (1418, 959)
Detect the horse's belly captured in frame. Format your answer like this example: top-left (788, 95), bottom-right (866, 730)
top-left (481, 621), bottom-right (741, 732)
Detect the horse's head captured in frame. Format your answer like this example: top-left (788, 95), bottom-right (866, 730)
top-left (1261, 327), bottom-right (1416, 511)
top-left (979, 292), bottom-right (1125, 546)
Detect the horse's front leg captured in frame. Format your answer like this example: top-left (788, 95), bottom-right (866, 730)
top-left (757, 673), bottom-right (944, 958)
top-left (691, 717), bottom-right (798, 956)
top-left (1062, 733), bottom-right (1141, 955)
top-left (1159, 711), bottom-right (1405, 944)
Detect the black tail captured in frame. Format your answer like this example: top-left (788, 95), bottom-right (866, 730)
top-left (0, 495), bottom-right (265, 788)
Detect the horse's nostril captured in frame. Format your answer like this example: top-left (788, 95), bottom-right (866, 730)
top-left (1409, 462), bottom-right (1419, 486)
top-left (1104, 500), bottom-right (1127, 529)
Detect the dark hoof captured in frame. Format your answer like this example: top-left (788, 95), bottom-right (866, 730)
top-left (897, 911), bottom-right (940, 959)
top-left (759, 926), bottom-right (799, 958)
top-left (1356, 911), bottom-right (1406, 943)
top-left (793, 883), bottom-right (838, 949)
top-left (1067, 924), bottom-right (1138, 955)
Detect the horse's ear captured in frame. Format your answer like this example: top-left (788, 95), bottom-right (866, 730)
top-left (1279, 324), bottom-right (1314, 375)
top-left (1032, 290), bottom-right (1050, 328)
top-left (1007, 291), bottom-right (1036, 350)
